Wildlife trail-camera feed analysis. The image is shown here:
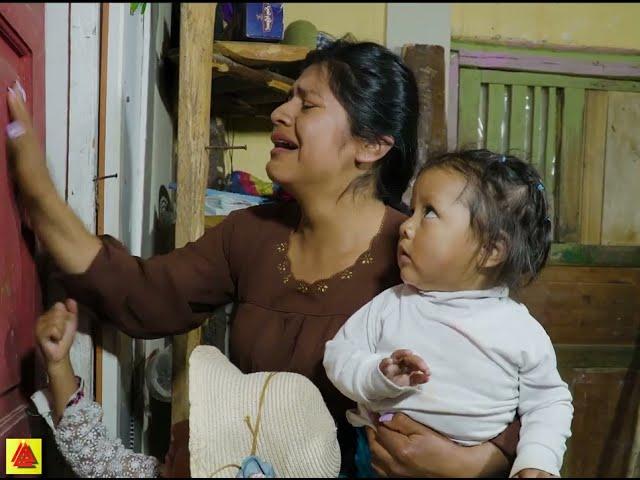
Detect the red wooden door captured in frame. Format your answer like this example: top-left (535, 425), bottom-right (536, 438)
top-left (0, 3), bottom-right (44, 467)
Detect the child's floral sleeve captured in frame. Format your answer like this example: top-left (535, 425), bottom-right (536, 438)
top-left (54, 380), bottom-right (160, 478)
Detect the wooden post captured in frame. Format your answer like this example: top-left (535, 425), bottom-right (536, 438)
top-left (402, 44), bottom-right (447, 167)
top-left (171, 2), bottom-right (215, 426)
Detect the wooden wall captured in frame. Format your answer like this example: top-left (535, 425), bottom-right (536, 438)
top-left (517, 266), bottom-right (640, 477)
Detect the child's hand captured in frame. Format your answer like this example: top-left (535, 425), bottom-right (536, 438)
top-left (379, 349), bottom-right (430, 387)
top-left (513, 469), bottom-right (557, 478)
top-left (35, 299), bottom-right (78, 370)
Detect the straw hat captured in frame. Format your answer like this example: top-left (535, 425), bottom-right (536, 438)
top-left (188, 346), bottom-right (341, 478)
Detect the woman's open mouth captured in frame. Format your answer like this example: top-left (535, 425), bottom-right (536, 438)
top-left (270, 133), bottom-right (299, 155)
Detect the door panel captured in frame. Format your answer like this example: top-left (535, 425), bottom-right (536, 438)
top-left (0, 2), bottom-right (44, 469)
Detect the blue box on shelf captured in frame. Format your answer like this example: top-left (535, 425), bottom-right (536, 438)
top-left (221, 3), bottom-right (284, 42)
top-left (246, 3), bottom-right (283, 41)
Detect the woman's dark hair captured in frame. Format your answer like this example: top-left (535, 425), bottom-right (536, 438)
top-left (419, 149), bottom-right (552, 290)
top-left (302, 41), bottom-right (419, 206)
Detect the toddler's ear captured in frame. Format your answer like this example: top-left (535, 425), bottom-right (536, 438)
top-left (480, 234), bottom-right (507, 269)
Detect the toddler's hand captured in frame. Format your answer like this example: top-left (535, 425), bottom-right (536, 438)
top-left (379, 349), bottom-right (430, 387)
top-left (514, 468), bottom-right (557, 478)
top-left (35, 299), bottom-right (78, 369)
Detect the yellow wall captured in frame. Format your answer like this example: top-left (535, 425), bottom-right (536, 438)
top-left (226, 3), bottom-right (387, 181)
top-left (452, 3), bottom-right (640, 51)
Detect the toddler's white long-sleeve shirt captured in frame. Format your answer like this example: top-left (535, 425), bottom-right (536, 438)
top-left (323, 284), bottom-right (573, 477)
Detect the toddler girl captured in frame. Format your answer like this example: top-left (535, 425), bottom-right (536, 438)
top-left (324, 149), bottom-right (573, 478)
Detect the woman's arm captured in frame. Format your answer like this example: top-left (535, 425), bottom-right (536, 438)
top-left (8, 82), bottom-right (236, 338)
top-left (366, 413), bottom-right (510, 478)
top-left (7, 81), bottom-right (102, 274)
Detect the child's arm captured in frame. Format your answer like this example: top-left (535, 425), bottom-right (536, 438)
top-left (35, 300), bottom-right (81, 424)
top-left (323, 292), bottom-right (429, 405)
top-left (510, 331), bottom-right (573, 478)
top-left (36, 300), bottom-right (161, 478)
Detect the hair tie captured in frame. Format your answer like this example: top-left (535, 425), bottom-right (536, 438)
top-left (537, 182), bottom-right (545, 192)
top-left (499, 155), bottom-right (507, 163)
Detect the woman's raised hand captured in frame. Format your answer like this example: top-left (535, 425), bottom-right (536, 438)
top-left (5, 78), bottom-right (102, 274)
top-left (6, 79), bottom-right (55, 201)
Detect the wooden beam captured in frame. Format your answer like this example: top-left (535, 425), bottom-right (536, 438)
top-left (95, 1), bottom-right (110, 405)
top-left (557, 88), bottom-right (585, 242)
top-left (549, 243), bottom-right (640, 267)
top-left (447, 52), bottom-right (460, 150)
top-left (172, 2), bottom-right (215, 427)
top-left (403, 45), bottom-right (447, 167)
top-left (457, 68), bottom-right (482, 149)
top-left (212, 40), bottom-right (310, 66)
top-left (480, 69), bottom-right (640, 92)
top-left (580, 91), bottom-right (608, 244)
top-left (211, 53), bottom-right (294, 93)
top-left (166, 48), bottom-right (297, 95)
top-left (457, 49), bottom-right (640, 79)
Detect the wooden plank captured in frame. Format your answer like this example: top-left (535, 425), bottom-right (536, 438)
top-left (457, 68), bottom-right (482, 148)
top-left (580, 91), bottom-right (608, 244)
top-left (549, 243), bottom-right (640, 267)
top-left (508, 85), bottom-right (527, 156)
top-left (530, 86), bottom-right (544, 174)
top-left (403, 45), bottom-right (447, 166)
top-left (167, 41), bottom-right (310, 67)
top-left (555, 345), bottom-right (640, 369)
top-left (448, 51), bottom-right (460, 150)
top-left (563, 369), bottom-right (640, 477)
top-left (545, 87), bottom-right (557, 239)
top-left (212, 41), bottom-right (310, 66)
top-left (167, 48), bottom-right (296, 95)
top-left (457, 49), bottom-right (640, 79)
top-left (211, 53), bottom-right (295, 94)
top-left (452, 40), bottom-right (640, 67)
top-left (481, 69), bottom-right (640, 92)
top-left (172, 2), bottom-right (215, 427)
top-left (601, 92), bottom-right (640, 246)
top-left (557, 88), bottom-right (585, 242)
top-left (67, 3), bottom-right (100, 234)
top-left (517, 265), bottom-right (640, 345)
top-left (486, 83), bottom-right (506, 152)
top-left (95, 2), bottom-right (110, 405)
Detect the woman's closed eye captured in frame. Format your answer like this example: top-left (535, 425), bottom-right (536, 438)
top-left (301, 102), bottom-right (316, 110)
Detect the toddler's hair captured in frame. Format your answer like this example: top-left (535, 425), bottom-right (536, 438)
top-left (419, 149), bottom-right (552, 290)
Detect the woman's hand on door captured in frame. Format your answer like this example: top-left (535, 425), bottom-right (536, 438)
top-left (6, 80), bottom-right (102, 274)
top-left (6, 80), bottom-right (55, 201)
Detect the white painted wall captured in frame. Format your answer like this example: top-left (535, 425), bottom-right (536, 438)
top-left (143, 3), bottom-right (174, 260)
top-left (104, 2), bottom-right (174, 454)
top-left (44, 1), bottom-right (98, 411)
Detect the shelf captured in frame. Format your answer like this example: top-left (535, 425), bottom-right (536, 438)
top-left (167, 40), bottom-right (309, 86)
top-left (211, 41), bottom-right (310, 67)
top-left (167, 41), bottom-right (310, 117)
